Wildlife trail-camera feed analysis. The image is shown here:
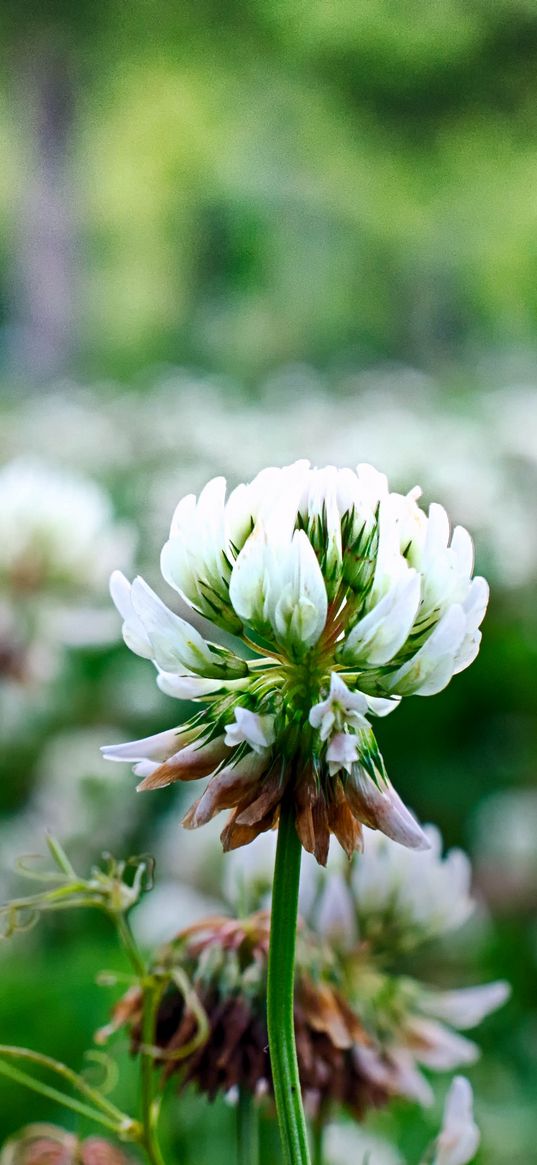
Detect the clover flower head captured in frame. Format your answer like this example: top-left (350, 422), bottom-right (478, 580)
top-left (102, 462), bottom-right (488, 864)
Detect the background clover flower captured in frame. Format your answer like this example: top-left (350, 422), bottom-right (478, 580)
top-left (103, 462), bottom-right (488, 864)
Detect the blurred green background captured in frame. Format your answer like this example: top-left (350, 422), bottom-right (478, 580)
top-left (0, 2), bottom-right (536, 1162)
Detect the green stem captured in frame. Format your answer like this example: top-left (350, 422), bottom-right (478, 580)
top-left (113, 912), bottom-right (167, 1165)
top-left (267, 794), bottom-right (311, 1165)
top-left (312, 1120), bottom-right (324, 1165)
top-left (0, 1059), bottom-right (131, 1135)
top-left (0, 1045), bottom-right (136, 1131)
top-left (237, 1087), bottom-right (259, 1165)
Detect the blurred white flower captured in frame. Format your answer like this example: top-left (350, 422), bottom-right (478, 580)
top-left (351, 826), bottom-right (476, 949)
top-left (0, 458), bottom-right (134, 595)
top-left (3, 368), bottom-right (537, 590)
top-left (352, 969), bottom-right (508, 1110)
top-left (0, 458), bottom-right (136, 730)
top-left (301, 825), bottom-right (475, 954)
top-left (325, 1120), bottom-right (403, 1165)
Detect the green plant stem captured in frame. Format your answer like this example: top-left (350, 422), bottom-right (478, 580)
top-left (312, 1120), bottom-right (324, 1165)
top-left (0, 1045), bottom-right (135, 1130)
top-left (237, 1087), bottom-right (259, 1165)
top-left (0, 1059), bottom-right (128, 1134)
top-left (267, 793), bottom-right (311, 1165)
top-left (113, 912), bottom-right (167, 1165)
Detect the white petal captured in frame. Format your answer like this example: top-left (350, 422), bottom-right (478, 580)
top-left (156, 672), bottom-right (226, 699)
top-left (365, 695), bottom-right (401, 717)
top-left (309, 673), bottom-right (369, 739)
top-left (462, 576), bottom-right (489, 634)
top-left (451, 526), bottom-right (474, 578)
top-left (224, 707), bottom-right (275, 754)
top-left (342, 570), bottom-right (421, 665)
top-left (228, 524), bottom-right (269, 629)
top-left (109, 570), bottom-right (152, 659)
top-left (420, 982), bottom-right (510, 1030)
top-left (101, 727), bottom-right (184, 763)
top-left (273, 530), bottom-right (328, 649)
top-left (326, 732), bottom-right (359, 775)
top-left (406, 1017), bottom-right (478, 1070)
top-left (130, 577), bottom-right (215, 674)
top-left (386, 605), bottom-right (467, 696)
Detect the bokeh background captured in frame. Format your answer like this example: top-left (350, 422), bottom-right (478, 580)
top-left (0, 3), bottom-right (537, 1161)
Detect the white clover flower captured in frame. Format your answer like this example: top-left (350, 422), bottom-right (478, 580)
top-left (0, 458), bottom-right (134, 594)
top-left (350, 825), bottom-right (476, 949)
top-left (299, 824), bottom-right (476, 953)
top-left (352, 974), bottom-right (508, 1110)
top-left (431, 1077), bottom-right (480, 1165)
top-left (102, 463), bottom-right (487, 864)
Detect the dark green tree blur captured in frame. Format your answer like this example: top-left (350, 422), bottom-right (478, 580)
top-left (1, 0), bottom-right (537, 378)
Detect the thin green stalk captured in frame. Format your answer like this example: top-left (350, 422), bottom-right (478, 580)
top-left (267, 794), bottom-right (311, 1165)
top-left (312, 1120), bottom-right (324, 1165)
top-left (237, 1087), bottom-right (259, 1165)
top-left (0, 1045), bottom-right (132, 1127)
top-left (0, 1059), bottom-right (130, 1135)
top-left (113, 912), bottom-right (167, 1165)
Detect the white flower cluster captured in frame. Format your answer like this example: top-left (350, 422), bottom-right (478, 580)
top-left (4, 370), bottom-right (535, 590)
top-left (103, 461), bottom-right (487, 862)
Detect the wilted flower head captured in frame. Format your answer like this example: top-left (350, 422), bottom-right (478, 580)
top-left (103, 463), bottom-right (488, 863)
top-left (103, 911), bottom-right (393, 1119)
top-left (103, 896), bottom-right (507, 1119)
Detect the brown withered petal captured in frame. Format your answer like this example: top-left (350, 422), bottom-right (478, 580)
top-left (294, 773), bottom-right (317, 855)
top-left (136, 737), bottom-right (228, 792)
top-left (311, 797), bottom-right (330, 866)
top-left (346, 768), bottom-right (429, 851)
top-left (220, 804), bottom-right (279, 851)
top-left (234, 767), bottom-right (285, 826)
top-left (182, 759), bottom-right (266, 829)
top-left (297, 975), bottom-right (369, 1052)
top-left (326, 778), bottom-right (363, 859)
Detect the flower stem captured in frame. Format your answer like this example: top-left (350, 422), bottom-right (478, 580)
top-left (113, 912), bottom-right (167, 1165)
top-left (312, 1119), bottom-right (324, 1165)
top-left (237, 1087), bottom-right (259, 1165)
top-left (267, 792), bottom-right (311, 1165)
